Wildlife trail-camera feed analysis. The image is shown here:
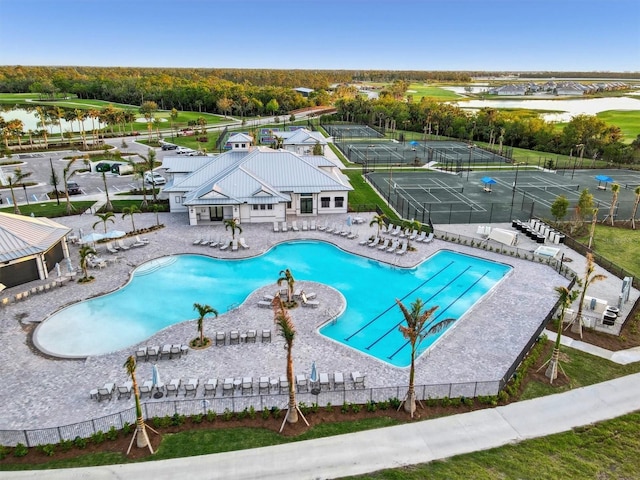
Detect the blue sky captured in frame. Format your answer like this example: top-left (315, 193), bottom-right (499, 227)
top-left (0, 0), bottom-right (638, 71)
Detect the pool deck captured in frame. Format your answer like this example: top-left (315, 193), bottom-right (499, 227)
top-left (0, 212), bottom-right (637, 431)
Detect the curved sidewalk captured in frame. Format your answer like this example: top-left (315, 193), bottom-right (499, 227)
top-left (4, 371), bottom-right (640, 480)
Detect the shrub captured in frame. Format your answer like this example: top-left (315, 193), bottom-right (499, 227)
top-left (192, 413), bottom-right (204, 424)
top-left (365, 400), bottom-right (377, 412)
top-left (106, 426), bottom-right (119, 441)
top-left (206, 409), bottom-right (217, 423)
top-left (449, 397), bottom-right (462, 408)
top-left (122, 421), bottom-right (133, 435)
top-left (58, 438), bottom-right (74, 452)
top-left (262, 408), bottom-right (271, 420)
top-left (441, 396), bottom-right (452, 408)
top-left (341, 402), bottom-right (351, 414)
top-left (462, 397), bottom-right (475, 407)
top-left (425, 397), bottom-right (438, 407)
top-left (325, 402), bottom-right (333, 413)
top-left (38, 444), bottom-right (56, 457)
top-left (389, 397), bottom-right (402, 409)
top-left (73, 436), bottom-right (87, 449)
top-left (0, 445), bottom-right (8, 460)
top-left (498, 390), bottom-right (509, 403)
top-left (351, 403), bottom-right (361, 414)
top-left (248, 406), bottom-right (257, 419)
top-left (377, 400), bottom-right (389, 410)
top-left (223, 408), bottom-right (234, 421)
top-left (270, 406), bottom-right (281, 418)
top-left (311, 402), bottom-right (319, 414)
top-left (90, 430), bottom-right (106, 444)
top-left (13, 443), bottom-right (28, 457)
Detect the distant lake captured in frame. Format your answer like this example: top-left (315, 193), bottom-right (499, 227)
top-left (0, 107), bottom-right (104, 133)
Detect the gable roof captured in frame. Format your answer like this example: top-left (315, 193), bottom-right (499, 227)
top-left (0, 213), bottom-right (71, 262)
top-left (283, 129), bottom-right (327, 146)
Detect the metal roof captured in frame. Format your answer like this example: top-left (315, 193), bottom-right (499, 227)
top-left (0, 213), bottom-right (71, 262)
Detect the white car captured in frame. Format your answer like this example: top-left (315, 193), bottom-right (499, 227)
top-left (144, 171), bottom-right (166, 185)
top-left (176, 147), bottom-right (196, 155)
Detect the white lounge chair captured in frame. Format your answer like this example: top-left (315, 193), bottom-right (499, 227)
top-left (333, 372), bottom-right (345, 390)
top-left (139, 380), bottom-right (154, 398)
top-left (258, 376), bottom-right (270, 394)
top-left (146, 346), bottom-right (159, 361)
top-left (105, 242), bottom-right (118, 254)
top-left (215, 331), bottom-right (226, 346)
top-left (117, 380), bottom-right (133, 399)
top-left (273, 221), bottom-right (279, 232)
top-left (347, 231), bottom-right (358, 239)
top-left (229, 330), bottom-right (240, 344)
top-left (117, 239), bottom-right (130, 250)
top-left (282, 222), bottom-right (288, 232)
top-left (261, 329), bottom-right (272, 343)
top-left (193, 238), bottom-right (204, 245)
top-left (257, 300), bottom-right (272, 308)
top-left (239, 237), bottom-right (249, 249)
top-left (204, 378), bottom-right (218, 396)
top-left (301, 292), bottom-right (319, 308)
top-left (302, 220), bottom-right (308, 231)
top-left (97, 382), bottom-right (115, 401)
top-left (316, 220), bottom-right (327, 231)
top-left (390, 225), bottom-right (402, 236)
top-left (384, 223), bottom-right (394, 235)
top-left (184, 378), bottom-right (199, 397)
top-left (135, 235), bottom-right (149, 244)
top-left (310, 220), bottom-right (316, 230)
top-left (409, 230), bottom-right (419, 240)
top-left (219, 239), bottom-right (231, 250)
top-left (396, 239), bottom-right (408, 255)
top-left (424, 232), bottom-right (435, 243)
top-left (386, 239), bottom-right (399, 253)
top-left (241, 377), bottom-right (253, 395)
top-left (222, 378), bottom-right (235, 396)
top-left (415, 231), bottom-right (426, 242)
top-left (279, 375), bottom-right (289, 394)
top-left (367, 237), bottom-right (381, 248)
top-left (325, 223), bottom-right (335, 234)
top-left (291, 221), bottom-right (300, 231)
top-left (378, 238), bottom-right (392, 251)
top-left (246, 329), bottom-right (257, 343)
top-left (135, 346), bottom-right (147, 362)
top-left (296, 374), bottom-right (308, 392)
top-left (231, 239), bottom-right (238, 251)
top-left (160, 344), bottom-right (172, 360)
top-left (351, 371), bottom-right (366, 389)
top-left (319, 373), bottom-right (330, 391)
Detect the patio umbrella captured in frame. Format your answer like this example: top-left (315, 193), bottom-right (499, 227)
top-left (152, 364), bottom-right (163, 398)
top-left (346, 215), bottom-right (352, 227)
top-left (481, 176), bottom-right (497, 185)
top-left (409, 140), bottom-right (419, 146)
top-left (104, 230), bottom-right (126, 239)
top-left (309, 361), bottom-right (318, 384)
top-left (80, 232), bottom-right (105, 244)
top-left (66, 257), bottom-right (73, 273)
top-left (595, 174), bottom-right (613, 189)
top-left (55, 262), bottom-right (61, 277)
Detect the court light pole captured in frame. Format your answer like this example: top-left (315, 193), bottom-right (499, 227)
top-left (467, 144), bottom-right (474, 181)
top-left (511, 162), bottom-right (521, 206)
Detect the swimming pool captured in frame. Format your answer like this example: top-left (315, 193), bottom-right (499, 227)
top-left (34, 242), bottom-right (512, 365)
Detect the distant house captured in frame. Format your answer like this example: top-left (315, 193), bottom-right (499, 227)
top-left (556, 82), bottom-right (585, 96)
top-left (162, 134), bottom-right (352, 226)
top-left (294, 87), bottom-right (314, 97)
top-left (279, 128), bottom-right (328, 155)
top-left (0, 213), bottom-right (71, 288)
top-left (491, 84), bottom-right (527, 96)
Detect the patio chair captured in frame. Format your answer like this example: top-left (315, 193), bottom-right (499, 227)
top-left (296, 374), bottom-right (308, 392)
top-left (281, 222), bottom-right (288, 232)
top-left (302, 220), bottom-right (308, 231)
top-left (319, 373), bottom-right (330, 391)
top-left (146, 345), bottom-right (159, 361)
top-left (378, 238), bottom-right (392, 251)
top-left (215, 331), bottom-right (226, 346)
top-left (105, 242), bottom-right (119, 254)
top-left (415, 231), bottom-right (426, 243)
top-left (291, 221), bottom-right (300, 232)
top-left (386, 239), bottom-right (399, 253)
top-left (222, 378), bottom-right (235, 396)
top-left (97, 382), bottom-right (115, 401)
top-left (424, 232), bottom-right (435, 243)
top-left (279, 375), bottom-right (289, 394)
top-left (310, 220), bottom-right (316, 230)
top-left (135, 235), bottom-right (149, 245)
top-left (116, 239), bottom-right (130, 251)
top-left (333, 372), bottom-right (345, 390)
top-left (231, 239), bottom-right (238, 251)
top-left (117, 381), bottom-right (133, 399)
top-left (316, 220), bottom-right (327, 231)
top-left (239, 237), bottom-right (250, 249)
top-left (367, 237), bottom-right (381, 248)
top-left (170, 344), bottom-right (182, 358)
top-left (241, 377), bottom-right (253, 395)
top-left (229, 330), bottom-right (240, 345)
top-left (301, 292), bottom-right (319, 308)
top-left (166, 378), bottom-right (181, 396)
top-left (351, 371), bottom-right (366, 389)
top-left (257, 300), bottom-right (272, 308)
top-left (246, 329), bottom-right (257, 343)
top-left (135, 346), bottom-right (147, 362)
top-left (184, 378), bottom-right (199, 397)
top-left (160, 344), bottom-right (172, 360)
top-left (273, 221), bottom-right (279, 232)
top-left (219, 239), bottom-right (231, 251)
top-left (396, 239), bottom-right (408, 256)
top-left (261, 329), bottom-right (272, 343)
top-left (139, 380), bottom-right (154, 398)
top-left (258, 376), bottom-right (270, 394)
top-left (204, 378), bottom-right (218, 396)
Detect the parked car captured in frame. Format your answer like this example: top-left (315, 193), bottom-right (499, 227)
top-left (161, 143), bottom-right (178, 150)
top-left (176, 147), bottom-right (195, 155)
top-left (66, 182), bottom-right (81, 195)
top-left (144, 171), bottom-right (166, 185)
top-left (95, 162), bottom-right (112, 172)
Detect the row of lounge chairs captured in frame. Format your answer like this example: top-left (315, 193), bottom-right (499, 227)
top-left (317, 222), bottom-right (358, 239)
top-left (383, 224), bottom-right (435, 244)
top-left (273, 220), bottom-right (317, 232)
top-left (105, 236), bottom-right (149, 254)
top-left (359, 236), bottom-right (408, 255)
top-left (1, 276), bottom-right (72, 306)
top-left (192, 237), bottom-right (250, 250)
top-left (215, 329), bottom-right (271, 345)
top-left (258, 291), bottom-right (318, 308)
top-left (135, 344), bottom-right (189, 362)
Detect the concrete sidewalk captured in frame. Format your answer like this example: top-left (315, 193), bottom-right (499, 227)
top-left (5, 372), bottom-right (640, 480)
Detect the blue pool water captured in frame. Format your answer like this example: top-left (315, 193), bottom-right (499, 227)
top-left (34, 242), bottom-right (511, 365)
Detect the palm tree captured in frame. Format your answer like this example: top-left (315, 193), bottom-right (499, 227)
top-left (48, 106), bottom-right (65, 146)
top-left (224, 217), bottom-right (242, 240)
top-left (78, 244), bottom-right (96, 281)
top-left (123, 356), bottom-right (155, 454)
top-left (568, 253), bottom-right (606, 338)
top-left (277, 268), bottom-right (295, 304)
top-left (6, 168), bottom-right (32, 215)
top-left (369, 213), bottom-right (387, 237)
top-left (122, 205), bottom-right (141, 232)
top-left (631, 186), bottom-right (640, 230)
top-left (541, 286), bottom-right (579, 383)
top-left (396, 298), bottom-right (455, 417)
top-left (405, 219), bottom-right (422, 249)
top-left (151, 204), bottom-right (163, 226)
top-left (34, 105), bottom-right (49, 148)
top-left (73, 109), bottom-right (87, 150)
top-left (92, 212), bottom-right (115, 234)
top-left (137, 149), bottom-right (157, 204)
top-left (607, 183), bottom-right (620, 226)
top-left (192, 303), bottom-right (218, 347)
top-left (101, 171), bottom-right (113, 212)
top-left (62, 157), bottom-right (79, 215)
top-left (272, 295), bottom-right (308, 432)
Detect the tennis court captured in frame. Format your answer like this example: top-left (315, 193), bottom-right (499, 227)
top-left (323, 123), bottom-right (384, 139)
top-left (366, 168), bottom-right (640, 225)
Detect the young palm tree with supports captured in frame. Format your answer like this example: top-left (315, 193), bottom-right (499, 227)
top-left (101, 171), bottom-right (113, 212)
top-left (62, 157), bottom-right (79, 215)
top-left (629, 186), bottom-right (640, 230)
top-left (6, 168), bottom-right (32, 215)
top-left (137, 149), bottom-right (157, 205)
top-left (224, 217), bottom-right (242, 240)
top-left (369, 213), bottom-right (387, 237)
top-left (92, 211), bottom-right (115, 234)
top-left (396, 298), bottom-right (455, 417)
top-left (540, 285), bottom-right (579, 383)
top-left (78, 244), bottom-right (96, 281)
top-left (568, 253), bottom-right (606, 338)
top-left (124, 356), bottom-right (157, 454)
top-left (272, 295), bottom-right (308, 432)
top-left (277, 268), bottom-right (295, 304)
top-left (192, 302), bottom-right (218, 347)
top-left (122, 205), bottom-right (141, 233)
top-left (606, 183), bottom-right (620, 226)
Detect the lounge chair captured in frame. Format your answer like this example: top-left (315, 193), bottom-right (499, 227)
top-left (135, 235), bottom-right (149, 245)
top-left (219, 239), bottom-right (231, 250)
top-left (166, 378), bottom-right (181, 396)
top-left (316, 220), bottom-right (327, 231)
top-left (310, 220), bottom-right (316, 230)
top-left (209, 237), bottom-right (220, 248)
top-left (222, 378), bottom-right (235, 396)
top-left (358, 236), bottom-right (370, 246)
top-left (302, 220), bottom-right (308, 231)
top-left (257, 300), bottom-right (272, 308)
top-left (296, 374), bottom-right (308, 392)
top-left (97, 382), bottom-right (115, 401)
top-left (117, 239), bottom-right (130, 250)
top-left (204, 378), bottom-right (218, 396)
top-left (301, 292), bottom-right (319, 308)
top-left (384, 223), bottom-right (394, 235)
top-left (386, 239), bottom-right (399, 253)
top-left (351, 371), bottom-right (366, 389)
top-left (273, 221), bottom-right (279, 232)
top-left (146, 346), bottom-right (159, 361)
top-left (325, 223), bottom-right (335, 234)
top-left (105, 242), bottom-right (119, 254)
top-left (301, 291), bottom-right (316, 300)
top-left (239, 237), bottom-right (249, 249)
top-left (409, 230), bottom-right (419, 240)
top-left (170, 344), bottom-right (181, 358)
top-left (135, 346), bottom-right (147, 362)
top-left (184, 378), bottom-right (199, 397)
top-left (215, 331), bottom-right (226, 346)
top-left (367, 237), bottom-right (381, 248)
top-left (281, 222), bottom-right (288, 232)
top-left (415, 231), bottom-right (426, 242)
top-left (347, 231), bottom-right (358, 239)
top-left (229, 330), bottom-right (240, 345)
top-left (241, 377), bottom-right (253, 395)
top-left (261, 329), bottom-right (272, 343)
top-left (139, 380), bottom-right (154, 398)
top-left (193, 238), bottom-right (204, 245)
top-left (279, 375), bottom-right (289, 394)
top-left (160, 344), bottom-right (172, 360)
top-left (390, 225), bottom-right (402, 236)
top-left (424, 232), bottom-right (435, 243)
top-left (117, 380), bottom-right (133, 399)
top-left (246, 329), bottom-right (257, 343)
top-left (333, 372), bottom-right (345, 390)
top-left (291, 221), bottom-right (299, 231)
top-left (319, 373), bottom-right (330, 391)
top-left (258, 376), bottom-right (270, 394)
top-left (132, 237), bottom-right (146, 248)
top-left (396, 239), bottom-right (408, 255)
top-left (231, 239), bottom-right (238, 251)
top-left (399, 228), bottom-right (410, 238)
top-left (378, 238), bottom-right (392, 251)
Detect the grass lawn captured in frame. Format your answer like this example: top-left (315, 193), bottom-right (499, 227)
top-left (406, 84), bottom-right (461, 101)
top-left (596, 110), bottom-right (640, 144)
top-left (0, 201), bottom-right (95, 217)
top-left (576, 225), bottom-right (640, 279)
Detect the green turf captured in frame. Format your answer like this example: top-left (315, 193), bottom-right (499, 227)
top-left (576, 225), bottom-right (640, 279)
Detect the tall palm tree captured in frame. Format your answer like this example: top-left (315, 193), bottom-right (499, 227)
top-left (92, 211), bottom-right (115, 234)
top-left (6, 168), bottom-right (32, 215)
top-left (78, 244), bottom-right (96, 281)
top-left (122, 205), bottom-right (141, 232)
top-left (272, 295), bottom-right (308, 431)
top-left (369, 213), bottom-right (387, 237)
top-left (87, 108), bottom-right (100, 144)
top-left (542, 286), bottom-right (579, 383)
top-left (123, 356), bottom-right (154, 454)
top-left (73, 109), bottom-right (87, 150)
top-left (62, 157), bottom-right (79, 215)
top-left (568, 253), bottom-right (606, 338)
top-left (224, 217), bottom-right (242, 240)
top-left (34, 105), bottom-right (49, 148)
top-left (193, 303), bottom-right (218, 347)
top-left (277, 268), bottom-right (295, 304)
top-left (101, 171), bottom-right (113, 212)
top-left (151, 203), bottom-right (162, 226)
top-left (606, 183), bottom-right (620, 226)
top-left (137, 149), bottom-right (157, 204)
top-left (48, 106), bottom-right (65, 146)
top-left (631, 186), bottom-right (640, 230)
top-left (396, 298), bottom-right (455, 417)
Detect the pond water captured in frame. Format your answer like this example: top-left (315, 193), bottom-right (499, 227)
top-left (0, 107), bottom-right (105, 133)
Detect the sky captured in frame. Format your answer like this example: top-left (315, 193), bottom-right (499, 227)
top-left (0, 0), bottom-right (638, 72)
